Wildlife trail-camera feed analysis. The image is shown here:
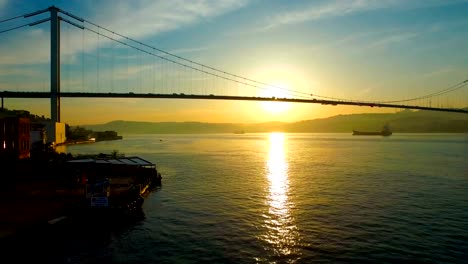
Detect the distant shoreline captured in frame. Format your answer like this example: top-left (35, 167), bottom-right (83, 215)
top-left (57, 137), bottom-right (123, 146)
top-left (108, 131), bottom-right (468, 135)
top-left (80, 110), bottom-right (468, 134)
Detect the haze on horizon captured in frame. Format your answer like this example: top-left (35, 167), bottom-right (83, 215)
top-left (1, 0), bottom-right (467, 126)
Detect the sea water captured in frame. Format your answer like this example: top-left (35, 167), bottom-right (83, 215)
top-left (30, 133), bottom-right (468, 263)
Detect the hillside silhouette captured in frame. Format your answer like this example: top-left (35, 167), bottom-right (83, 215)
top-left (82, 109), bottom-right (468, 134)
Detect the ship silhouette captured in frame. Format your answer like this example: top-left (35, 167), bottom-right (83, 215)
top-left (352, 124), bottom-right (392, 136)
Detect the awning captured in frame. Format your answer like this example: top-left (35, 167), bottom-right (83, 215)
top-left (67, 156), bottom-right (155, 167)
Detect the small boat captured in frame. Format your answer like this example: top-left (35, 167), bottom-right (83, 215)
top-left (353, 124), bottom-right (392, 136)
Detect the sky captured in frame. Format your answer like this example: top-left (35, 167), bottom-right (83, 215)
top-left (0, 0), bottom-right (467, 125)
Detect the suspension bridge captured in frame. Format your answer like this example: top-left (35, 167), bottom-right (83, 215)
top-left (1, 6), bottom-right (467, 126)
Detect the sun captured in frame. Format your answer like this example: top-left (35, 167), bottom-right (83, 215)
top-left (262, 101), bottom-right (291, 114)
top-left (260, 82), bottom-right (292, 114)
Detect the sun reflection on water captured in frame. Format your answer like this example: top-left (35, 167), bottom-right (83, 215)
top-left (260, 132), bottom-right (299, 259)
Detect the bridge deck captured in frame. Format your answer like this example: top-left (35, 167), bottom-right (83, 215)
top-left (1, 91), bottom-right (467, 114)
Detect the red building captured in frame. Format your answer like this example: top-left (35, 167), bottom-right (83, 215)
top-left (0, 117), bottom-right (30, 160)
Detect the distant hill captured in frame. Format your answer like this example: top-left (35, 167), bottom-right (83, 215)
top-left (81, 120), bottom-right (289, 134)
top-left (286, 109), bottom-right (468, 133)
top-left (82, 109), bottom-right (468, 134)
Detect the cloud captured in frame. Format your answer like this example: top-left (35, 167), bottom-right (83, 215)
top-left (0, 66), bottom-right (42, 77)
top-left (420, 66), bottom-right (458, 78)
top-left (0, 0), bottom-right (249, 65)
top-left (87, 0), bottom-right (249, 39)
top-left (261, 0), bottom-right (390, 30)
top-left (366, 31), bottom-right (419, 49)
top-left (168, 46), bottom-right (211, 55)
top-left (357, 87), bottom-right (372, 97)
top-left (0, 28), bottom-right (50, 65)
top-left (261, 0), bottom-right (468, 30)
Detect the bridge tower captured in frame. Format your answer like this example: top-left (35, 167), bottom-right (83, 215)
top-left (50, 6), bottom-right (61, 124)
top-left (23, 6), bottom-right (65, 144)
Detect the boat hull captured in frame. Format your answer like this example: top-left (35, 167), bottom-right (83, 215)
top-left (353, 130), bottom-right (392, 136)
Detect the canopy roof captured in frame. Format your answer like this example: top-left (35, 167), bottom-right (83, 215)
top-left (67, 156), bottom-right (155, 167)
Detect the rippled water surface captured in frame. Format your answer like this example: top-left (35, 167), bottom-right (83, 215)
top-left (56, 133), bottom-right (467, 263)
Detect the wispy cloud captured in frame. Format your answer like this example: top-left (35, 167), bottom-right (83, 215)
top-left (112, 63), bottom-right (156, 80)
top-left (299, 28), bottom-right (419, 54)
top-left (305, 31), bottom-right (378, 52)
top-left (261, 0), bottom-right (468, 30)
top-left (0, 66), bottom-right (42, 77)
top-left (91, 0), bottom-right (249, 39)
top-left (420, 66), bottom-right (458, 78)
top-left (356, 87), bottom-right (372, 97)
top-left (0, 28), bottom-right (49, 65)
top-left (314, 18), bottom-right (468, 53)
top-left (0, 0), bottom-right (249, 65)
top-left (168, 46), bottom-right (211, 55)
top-left (261, 0), bottom-right (391, 30)
top-left (367, 31), bottom-right (419, 49)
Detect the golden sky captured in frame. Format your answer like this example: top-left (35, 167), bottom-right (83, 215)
top-left (1, 1), bottom-right (467, 125)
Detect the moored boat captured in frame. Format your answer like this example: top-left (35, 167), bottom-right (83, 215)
top-left (66, 156), bottom-right (162, 215)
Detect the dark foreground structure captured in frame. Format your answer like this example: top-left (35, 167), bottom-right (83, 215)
top-left (67, 156), bottom-right (162, 214)
top-left (0, 155), bottom-right (162, 240)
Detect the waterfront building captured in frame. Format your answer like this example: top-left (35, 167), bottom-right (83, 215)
top-left (40, 121), bottom-right (66, 145)
top-left (0, 117), bottom-right (30, 160)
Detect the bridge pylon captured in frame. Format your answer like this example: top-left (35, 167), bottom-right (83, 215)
top-left (50, 6), bottom-right (60, 124)
top-left (22, 6), bottom-right (65, 143)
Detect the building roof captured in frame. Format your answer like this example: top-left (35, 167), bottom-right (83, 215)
top-left (67, 156), bottom-right (155, 167)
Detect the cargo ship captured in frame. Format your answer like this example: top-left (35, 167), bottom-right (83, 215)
top-left (352, 124), bottom-right (392, 136)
